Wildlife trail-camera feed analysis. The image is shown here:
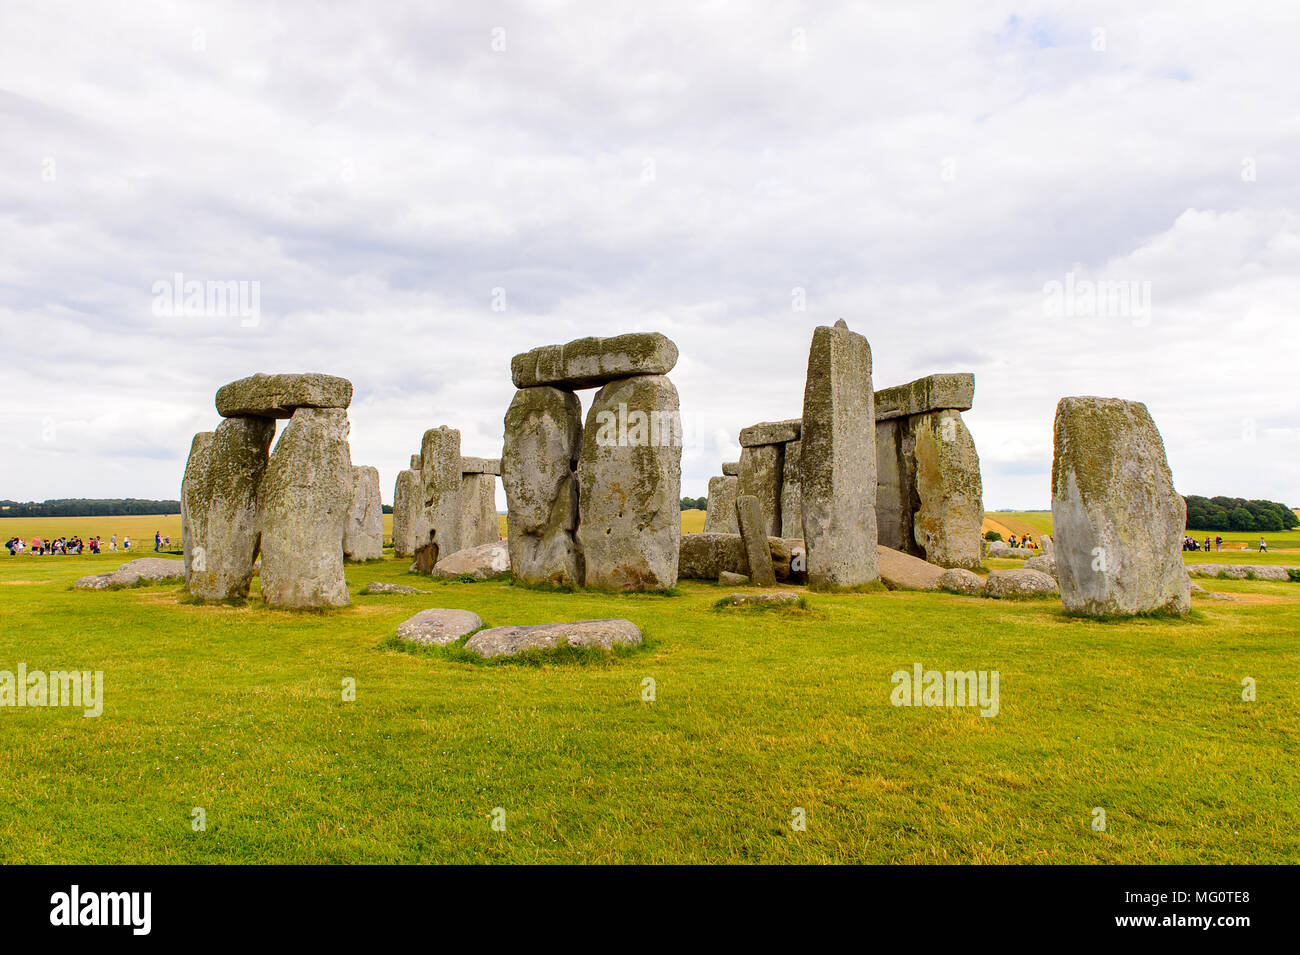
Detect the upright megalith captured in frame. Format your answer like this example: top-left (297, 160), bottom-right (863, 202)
top-left (737, 444), bottom-right (784, 537)
top-left (874, 416), bottom-right (921, 556)
top-left (413, 427), bottom-right (463, 574)
top-left (511, 332), bottom-right (679, 390)
top-left (800, 320), bottom-right (878, 589)
top-left (343, 465), bottom-right (384, 561)
top-left (911, 411), bottom-right (983, 570)
top-left (258, 407), bottom-right (353, 608)
top-left (1051, 397), bottom-right (1190, 616)
top-left (502, 387), bottom-right (584, 586)
top-left (459, 459), bottom-right (501, 549)
top-left (780, 439), bottom-right (803, 539)
top-left (183, 417), bottom-right (275, 600)
top-left (735, 495), bottom-right (778, 587)
top-left (391, 467), bottom-right (421, 559)
top-left (578, 374), bottom-right (682, 590)
top-left (703, 475), bottom-right (739, 533)
top-left (181, 431), bottom-right (215, 584)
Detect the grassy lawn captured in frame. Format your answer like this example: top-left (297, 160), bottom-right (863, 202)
top-left (1, 548), bottom-right (1297, 864)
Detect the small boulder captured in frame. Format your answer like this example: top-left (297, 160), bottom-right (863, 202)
top-left (718, 571), bottom-right (750, 586)
top-left (716, 592), bottom-right (804, 608)
top-left (432, 541), bottom-right (511, 580)
top-left (362, 582), bottom-right (431, 595)
top-left (985, 568), bottom-right (1059, 599)
top-left (465, 619), bottom-right (642, 658)
top-left (939, 568), bottom-right (986, 596)
top-left (877, 545), bottom-right (945, 591)
top-left (75, 558), bottom-right (186, 590)
top-left (1023, 554), bottom-right (1057, 578)
top-left (396, 608), bottom-right (484, 646)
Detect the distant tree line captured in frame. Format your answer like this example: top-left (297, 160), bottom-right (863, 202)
top-left (0, 499), bottom-right (181, 517)
top-left (1184, 495), bottom-right (1297, 532)
top-left (681, 497), bottom-right (707, 511)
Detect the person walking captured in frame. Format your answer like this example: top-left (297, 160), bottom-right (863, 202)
top-left (123, 536), bottom-right (131, 551)
top-left (154, 531), bottom-right (161, 552)
top-left (110, 534), bottom-right (117, 553)
top-left (1215, 535), bottom-right (1223, 552)
top-left (1259, 537), bottom-right (1268, 553)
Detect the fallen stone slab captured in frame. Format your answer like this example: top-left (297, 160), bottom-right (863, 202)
top-left (1186, 564), bottom-right (1296, 581)
top-left (939, 568), bottom-right (986, 595)
top-left (464, 618), bottom-right (643, 658)
top-left (75, 558), bottom-right (186, 590)
top-left (215, 372), bottom-right (352, 418)
top-left (739, 419), bottom-right (801, 448)
top-left (1023, 554), bottom-right (1057, 578)
top-left (877, 546), bottom-right (946, 591)
top-left (461, 456), bottom-right (502, 476)
top-left (362, 582), bottom-right (431, 595)
top-left (716, 592), bottom-right (804, 608)
top-left (396, 608), bottom-right (484, 646)
top-left (874, 373), bottom-right (974, 422)
top-left (985, 568), bottom-right (1059, 598)
top-left (678, 532), bottom-right (802, 581)
top-left (511, 332), bottom-right (678, 390)
top-left (433, 541), bottom-right (511, 580)
top-left (718, 571), bottom-right (750, 586)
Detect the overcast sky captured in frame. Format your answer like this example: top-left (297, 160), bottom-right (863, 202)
top-left (2, 1), bottom-right (1297, 511)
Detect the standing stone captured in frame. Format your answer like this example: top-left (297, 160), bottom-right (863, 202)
top-left (735, 495), bottom-right (777, 587)
top-left (911, 410), bottom-right (984, 570)
top-left (343, 465), bottom-right (384, 561)
top-left (503, 387), bottom-right (584, 586)
top-left (412, 427), bottom-right (462, 574)
top-left (577, 375), bottom-right (682, 590)
top-left (874, 417), bottom-right (922, 556)
top-left (1051, 397), bottom-right (1190, 616)
top-left (391, 468), bottom-right (421, 558)
top-left (459, 472), bottom-right (500, 548)
top-left (181, 431), bottom-right (215, 585)
top-left (258, 407), bottom-right (352, 608)
top-left (703, 475), bottom-right (739, 533)
top-left (737, 444), bottom-right (783, 537)
top-left (183, 417), bottom-right (275, 600)
top-left (799, 320), bottom-right (878, 588)
top-left (780, 439), bottom-right (803, 539)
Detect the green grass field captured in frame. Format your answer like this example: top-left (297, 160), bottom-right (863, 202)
top-left (1, 544), bottom-right (1297, 863)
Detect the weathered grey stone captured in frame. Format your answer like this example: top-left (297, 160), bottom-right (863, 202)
top-left (503, 387), bottom-right (584, 586)
top-left (877, 545), bottom-right (945, 591)
top-left (703, 475), bottom-right (739, 534)
top-left (1041, 535), bottom-right (1054, 557)
top-left (258, 407), bottom-right (353, 608)
top-left (465, 619), bottom-right (643, 658)
top-left (678, 533), bottom-right (802, 582)
top-left (1052, 397), bottom-right (1191, 616)
top-left (410, 454), bottom-right (422, 470)
top-left (718, 571), bottom-right (750, 586)
top-left (911, 410), bottom-right (984, 570)
top-left (780, 439), bottom-right (803, 539)
top-left (461, 456), bottom-right (502, 476)
top-left (433, 541), bottom-right (511, 580)
top-left (1186, 564), bottom-right (1297, 581)
top-left (716, 592), bottom-right (802, 608)
top-left (391, 469), bottom-right (422, 559)
top-left (721, 461), bottom-right (740, 477)
top-left (939, 568), bottom-right (986, 595)
top-left (181, 431), bottom-right (215, 587)
top-left (1023, 554), bottom-right (1057, 578)
top-left (343, 465), bottom-right (384, 561)
top-left (735, 495), bottom-right (777, 587)
top-left (874, 417), bottom-right (923, 556)
top-left (458, 472), bottom-right (500, 548)
top-left (799, 320), bottom-right (878, 589)
top-left (577, 375), bottom-right (682, 590)
top-left (511, 332), bottom-right (679, 390)
top-left (737, 444), bottom-right (783, 537)
top-left (184, 416), bottom-right (275, 600)
top-left (874, 373), bottom-right (974, 421)
top-left (215, 372), bottom-right (352, 418)
top-left (361, 581), bottom-right (430, 595)
top-left (739, 419), bottom-right (801, 447)
top-left (75, 558), bottom-right (186, 590)
top-left (412, 426), bottom-right (462, 574)
top-left (986, 568), bottom-right (1060, 598)
top-left (396, 608), bottom-right (483, 646)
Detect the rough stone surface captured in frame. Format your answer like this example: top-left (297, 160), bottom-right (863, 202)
top-left (721, 461), bottom-right (740, 477)
top-left (874, 417), bottom-right (923, 556)
top-left (780, 439), bottom-right (803, 539)
top-left (735, 496), bottom-right (778, 587)
top-left (343, 465), bottom-right (384, 561)
top-left (412, 427), bottom-right (462, 574)
top-left (1186, 564), bottom-right (1297, 581)
top-left (511, 332), bottom-right (678, 390)
top-left (703, 475), bottom-right (739, 534)
top-left (1023, 554), bottom-right (1057, 578)
top-left (461, 456), bottom-right (502, 476)
top-left (410, 454), bottom-right (422, 470)
top-left (717, 592), bottom-right (802, 608)
top-left (986, 540), bottom-right (1011, 557)
top-left (433, 540), bottom-right (511, 580)
top-left (391, 469), bottom-right (422, 559)
top-left (939, 568), bottom-right (987, 595)
top-left (396, 608), bottom-right (483, 646)
top-left (465, 619), bottom-right (643, 658)
top-left (216, 372), bottom-right (352, 418)
top-left (503, 387), bottom-right (584, 586)
top-left (75, 558), bottom-right (186, 590)
top-left (874, 373), bottom-right (974, 421)
top-left (718, 571), bottom-right (750, 586)
top-left (911, 410), bottom-right (984, 570)
top-left (577, 375), bottom-right (681, 590)
top-left (458, 472), bottom-right (500, 548)
top-left (986, 568), bottom-right (1060, 598)
top-left (181, 430), bottom-right (214, 589)
top-left (1052, 397), bottom-right (1191, 616)
top-left (877, 545), bottom-right (945, 591)
top-left (739, 419), bottom-right (801, 448)
top-left (799, 320), bottom-right (878, 588)
top-left (737, 444), bottom-right (783, 537)
top-left (678, 533), bottom-right (801, 582)
top-left (361, 581), bottom-right (430, 595)
top-left (1041, 536), bottom-right (1055, 557)
top-left (183, 416), bottom-right (275, 600)
top-left (258, 407), bottom-right (353, 608)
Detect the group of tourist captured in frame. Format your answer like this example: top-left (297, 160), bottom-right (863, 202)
top-left (1007, 534), bottom-right (1040, 550)
top-left (4, 534), bottom-right (143, 556)
top-left (1182, 535), bottom-right (1270, 553)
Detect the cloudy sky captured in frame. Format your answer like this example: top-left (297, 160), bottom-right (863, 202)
top-left (2, 0), bottom-right (1297, 511)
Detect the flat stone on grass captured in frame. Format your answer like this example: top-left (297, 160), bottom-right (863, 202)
top-left (464, 619), bottom-right (643, 658)
top-left (396, 609), bottom-right (484, 646)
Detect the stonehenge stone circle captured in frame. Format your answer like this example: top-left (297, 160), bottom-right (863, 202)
top-left (1051, 397), bottom-right (1190, 616)
top-left (258, 407), bottom-right (353, 608)
top-left (511, 332), bottom-right (678, 390)
top-left (577, 374), bottom-right (682, 590)
top-left (910, 410), bottom-right (984, 570)
top-left (735, 495), bottom-right (778, 587)
top-left (503, 386), bottom-right (584, 586)
top-left (182, 416), bottom-right (274, 599)
top-left (703, 475), bottom-right (739, 533)
top-left (215, 372), bottom-right (352, 418)
top-left (391, 467), bottom-right (422, 558)
top-left (343, 465), bottom-right (384, 561)
top-left (737, 443), bottom-right (784, 537)
top-left (411, 426), bottom-right (463, 574)
top-left (799, 320), bottom-right (879, 589)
